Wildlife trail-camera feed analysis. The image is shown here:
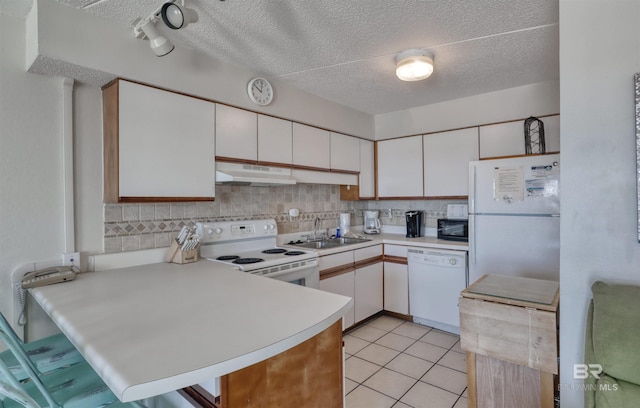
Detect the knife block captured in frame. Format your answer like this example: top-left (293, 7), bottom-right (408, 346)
top-left (165, 239), bottom-right (200, 264)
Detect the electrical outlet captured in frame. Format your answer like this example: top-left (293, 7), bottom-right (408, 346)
top-left (62, 252), bottom-right (80, 269)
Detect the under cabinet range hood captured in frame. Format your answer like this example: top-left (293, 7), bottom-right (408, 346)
top-left (215, 162), bottom-right (296, 186)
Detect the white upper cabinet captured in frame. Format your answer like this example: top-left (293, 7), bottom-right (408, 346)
top-left (108, 80), bottom-right (215, 202)
top-left (330, 132), bottom-right (360, 173)
top-left (377, 135), bottom-right (423, 197)
top-left (292, 123), bottom-right (331, 169)
top-left (479, 115), bottom-right (560, 159)
top-left (257, 115), bottom-right (292, 165)
top-left (359, 139), bottom-right (375, 198)
top-left (215, 104), bottom-right (257, 161)
top-left (479, 121), bottom-right (524, 158)
top-left (423, 128), bottom-right (479, 197)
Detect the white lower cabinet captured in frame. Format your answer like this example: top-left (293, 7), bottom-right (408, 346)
top-left (383, 244), bottom-right (409, 315)
top-left (319, 245), bottom-right (383, 330)
top-left (354, 262), bottom-right (383, 323)
top-left (383, 262), bottom-right (409, 315)
top-left (319, 271), bottom-right (355, 330)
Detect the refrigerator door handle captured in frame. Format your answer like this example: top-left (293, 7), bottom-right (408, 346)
top-left (468, 163), bottom-right (476, 214)
top-left (469, 215), bottom-right (476, 266)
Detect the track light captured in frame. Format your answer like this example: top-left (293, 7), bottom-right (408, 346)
top-left (136, 20), bottom-right (174, 57)
top-left (132, 0), bottom-right (199, 57)
top-left (161, 2), bottom-right (198, 30)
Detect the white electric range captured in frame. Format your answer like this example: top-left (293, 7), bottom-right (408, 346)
top-left (196, 219), bottom-right (320, 288)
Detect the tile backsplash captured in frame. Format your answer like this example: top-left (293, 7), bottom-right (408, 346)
top-left (104, 184), bottom-right (466, 253)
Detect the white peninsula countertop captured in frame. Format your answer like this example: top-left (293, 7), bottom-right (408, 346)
top-left (30, 261), bottom-right (352, 402)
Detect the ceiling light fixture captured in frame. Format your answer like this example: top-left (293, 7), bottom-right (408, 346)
top-left (395, 49), bottom-right (434, 81)
top-left (161, 1), bottom-right (198, 30)
top-left (135, 19), bottom-right (174, 57)
top-left (132, 0), bottom-right (199, 57)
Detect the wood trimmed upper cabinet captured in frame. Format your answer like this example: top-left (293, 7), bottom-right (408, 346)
top-left (292, 123), bottom-right (331, 170)
top-left (103, 79), bottom-right (215, 203)
top-left (423, 128), bottom-right (479, 197)
top-left (377, 135), bottom-right (423, 198)
top-left (215, 104), bottom-right (257, 161)
top-left (359, 139), bottom-right (375, 198)
top-left (257, 115), bottom-right (292, 165)
top-left (479, 115), bottom-right (560, 159)
top-left (330, 132), bottom-right (360, 173)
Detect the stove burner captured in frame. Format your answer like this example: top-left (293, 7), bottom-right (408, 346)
top-left (284, 251), bottom-right (305, 256)
top-left (232, 258), bottom-right (265, 265)
top-left (217, 255), bottom-right (240, 261)
top-left (262, 248), bottom-right (288, 254)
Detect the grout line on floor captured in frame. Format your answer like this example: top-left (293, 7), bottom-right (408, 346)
top-left (345, 315), bottom-right (467, 408)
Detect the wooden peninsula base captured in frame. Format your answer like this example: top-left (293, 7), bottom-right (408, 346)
top-left (220, 320), bottom-right (344, 408)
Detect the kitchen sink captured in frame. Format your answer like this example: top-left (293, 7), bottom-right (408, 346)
top-left (292, 237), bottom-right (372, 249)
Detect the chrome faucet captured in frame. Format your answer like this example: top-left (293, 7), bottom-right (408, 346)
top-left (313, 217), bottom-right (321, 240)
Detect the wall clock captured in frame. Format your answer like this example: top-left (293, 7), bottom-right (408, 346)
top-left (247, 77), bottom-right (273, 106)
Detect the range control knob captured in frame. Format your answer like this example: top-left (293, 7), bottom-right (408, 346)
top-left (214, 227), bottom-right (223, 234)
top-left (449, 258), bottom-right (457, 266)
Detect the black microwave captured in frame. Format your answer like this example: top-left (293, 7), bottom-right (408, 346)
top-left (437, 218), bottom-right (469, 242)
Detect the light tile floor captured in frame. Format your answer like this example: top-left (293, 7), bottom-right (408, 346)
top-left (344, 315), bottom-right (467, 408)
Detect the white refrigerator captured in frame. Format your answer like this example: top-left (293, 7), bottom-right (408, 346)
top-left (468, 154), bottom-right (560, 284)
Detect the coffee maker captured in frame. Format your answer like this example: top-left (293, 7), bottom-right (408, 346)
top-left (405, 210), bottom-right (423, 238)
top-left (363, 211), bottom-right (381, 234)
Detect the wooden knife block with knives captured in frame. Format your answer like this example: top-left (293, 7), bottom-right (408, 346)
top-left (165, 226), bottom-right (200, 264)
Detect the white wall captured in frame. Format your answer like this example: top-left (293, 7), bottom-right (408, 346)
top-left (0, 12), bottom-right (66, 338)
top-left (559, 1), bottom-right (640, 407)
top-left (375, 80), bottom-right (559, 139)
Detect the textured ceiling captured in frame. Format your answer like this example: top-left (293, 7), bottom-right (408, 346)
top-left (2, 0), bottom-right (559, 115)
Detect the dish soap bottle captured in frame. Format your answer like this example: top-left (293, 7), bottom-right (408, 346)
top-left (336, 227), bottom-right (341, 238)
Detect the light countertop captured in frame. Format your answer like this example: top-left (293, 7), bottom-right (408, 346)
top-left (30, 260), bottom-right (352, 402)
top-left (374, 232), bottom-right (469, 251)
top-left (280, 231), bottom-right (468, 256)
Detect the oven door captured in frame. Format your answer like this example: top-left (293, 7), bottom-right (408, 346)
top-left (251, 260), bottom-right (320, 289)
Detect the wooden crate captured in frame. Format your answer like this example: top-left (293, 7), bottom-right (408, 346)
top-left (459, 296), bottom-right (557, 374)
top-left (460, 274), bottom-right (559, 408)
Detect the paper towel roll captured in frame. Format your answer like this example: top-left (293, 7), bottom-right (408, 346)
top-left (339, 213), bottom-right (350, 234)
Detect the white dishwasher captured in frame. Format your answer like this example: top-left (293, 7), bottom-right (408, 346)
top-left (408, 247), bottom-right (467, 334)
